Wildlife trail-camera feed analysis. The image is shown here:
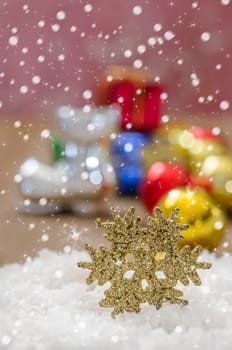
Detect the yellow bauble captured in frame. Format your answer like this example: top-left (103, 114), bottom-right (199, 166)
top-left (142, 124), bottom-right (189, 171)
top-left (155, 186), bottom-right (226, 250)
top-left (200, 154), bottom-right (232, 210)
top-left (188, 139), bottom-right (226, 173)
top-left (142, 124), bottom-right (226, 173)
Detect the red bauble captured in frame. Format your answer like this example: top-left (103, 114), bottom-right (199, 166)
top-left (189, 126), bottom-right (224, 143)
top-left (188, 174), bottom-right (213, 192)
top-left (139, 162), bottom-right (190, 212)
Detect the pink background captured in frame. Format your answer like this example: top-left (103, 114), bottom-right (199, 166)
top-left (0, 0), bottom-right (231, 118)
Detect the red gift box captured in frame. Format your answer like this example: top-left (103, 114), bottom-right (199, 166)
top-left (107, 80), bottom-right (162, 131)
top-left (96, 66), bottom-right (163, 132)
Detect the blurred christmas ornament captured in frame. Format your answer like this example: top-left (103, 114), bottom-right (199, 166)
top-left (187, 130), bottom-right (227, 173)
top-left (199, 154), bottom-right (232, 210)
top-left (189, 126), bottom-right (224, 141)
top-left (156, 186), bottom-right (226, 250)
top-left (16, 105), bottom-right (120, 215)
top-left (110, 131), bottom-right (151, 195)
top-left (188, 174), bottom-right (213, 192)
top-left (139, 162), bottom-right (190, 212)
top-left (142, 124), bottom-right (226, 172)
top-left (141, 123), bottom-right (190, 170)
top-left (50, 134), bottom-right (65, 162)
top-left (97, 65), bottom-right (163, 131)
top-left (78, 206), bottom-right (211, 317)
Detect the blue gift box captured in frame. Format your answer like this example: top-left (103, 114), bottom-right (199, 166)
top-left (110, 132), bottom-right (151, 195)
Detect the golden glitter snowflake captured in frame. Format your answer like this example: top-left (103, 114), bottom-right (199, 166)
top-left (78, 207), bottom-right (211, 317)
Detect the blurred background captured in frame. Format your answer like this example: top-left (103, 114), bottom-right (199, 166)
top-left (1, 0), bottom-right (232, 265)
top-left (0, 0), bottom-right (231, 118)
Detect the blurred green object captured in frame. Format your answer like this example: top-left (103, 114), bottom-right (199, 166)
top-left (51, 135), bottom-right (65, 161)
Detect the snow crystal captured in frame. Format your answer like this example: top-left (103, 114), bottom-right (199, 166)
top-left (14, 174), bottom-right (22, 183)
top-left (40, 129), bottom-right (50, 138)
top-left (21, 47), bottom-right (29, 54)
top-left (133, 59), bottom-right (143, 69)
top-left (201, 32), bottom-right (211, 42)
top-left (207, 95), bottom-right (214, 102)
top-left (192, 2), bottom-right (199, 9)
top-left (14, 120), bottom-right (22, 128)
top-left (177, 58), bottom-right (183, 65)
top-left (82, 90), bottom-right (92, 100)
top-left (11, 27), bottom-right (18, 34)
top-left (124, 49), bottom-right (133, 58)
top-left (161, 115), bottom-right (170, 123)
top-left (153, 23), bottom-right (162, 32)
top-left (70, 26), bottom-right (77, 32)
top-left (19, 86), bottom-right (28, 94)
top-left (51, 24), bottom-right (60, 32)
top-left (84, 4), bottom-right (93, 13)
top-left (147, 37), bottom-right (156, 46)
top-left (36, 38), bottom-right (43, 45)
top-left (37, 55), bottom-right (45, 63)
top-left (132, 6), bottom-right (143, 16)
top-left (164, 31), bottom-right (175, 41)
top-left (32, 75), bottom-right (41, 85)
top-left (23, 134), bottom-right (29, 141)
top-left (137, 45), bottom-right (146, 54)
top-left (56, 11), bottom-right (66, 21)
top-left (8, 36), bottom-right (18, 46)
top-left (160, 92), bottom-right (168, 101)
top-left (219, 100), bottom-right (230, 111)
top-left (23, 199), bottom-right (31, 207)
top-left (37, 20), bottom-right (45, 28)
top-left (41, 233), bottom-right (50, 242)
top-left (39, 197), bottom-right (48, 206)
top-left (58, 54), bottom-right (65, 61)
top-left (221, 0), bottom-right (230, 5)
top-left (22, 4), bottom-right (29, 12)
top-left (216, 64), bottom-right (222, 70)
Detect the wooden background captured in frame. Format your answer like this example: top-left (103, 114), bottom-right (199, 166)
top-left (1, 115), bottom-right (232, 265)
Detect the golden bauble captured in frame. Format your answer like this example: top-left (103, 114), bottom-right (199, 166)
top-left (142, 124), bottom-right (190, 171)
top-left (142, 124), bottom-right (227, 172)
top-left (155, 186), bottom-right (226, 250)
top-left (200, 154), bottom-right (232, 210)
top-left (188, 138), bottom-right (226, 173)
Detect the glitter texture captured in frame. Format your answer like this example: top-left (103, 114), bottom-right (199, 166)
top-left (78, 207), bottom-right (211, 316)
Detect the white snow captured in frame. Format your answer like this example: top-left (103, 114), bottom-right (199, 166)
top-left (0, 249), bottom-right (232, 350)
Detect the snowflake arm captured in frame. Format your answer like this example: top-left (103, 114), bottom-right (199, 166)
top-left (146, 207), bottom-right (189, 254)
top-left (78, 244), bottom-right (120, 285)
top-left (100, 277), bottom-right (144, 317)
top-left (96, 207), bottom-right (143, 251)
top-left (177, 245), bottom-right (212, 285)
top-left (160, 245), bottom-right (211, 286)
top-left (145, 280), bottom-right (188, 309)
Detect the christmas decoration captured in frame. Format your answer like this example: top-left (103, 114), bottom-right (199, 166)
top-left (78, 207), bottom-right (211, 317)
top-left (16, 105), bottom-right (120, 214)
top-left (97, 65), bottom-right (162, 131)
top-left (200, 154), bottom-right (232, 210)
top-left (141, 124), bottom-right (189, 170)
top-left (110, 131), bottom-right (151, 195)
top-left (187, 135), bottom-right (226, 173)
top-left (50, 135), bottom-right (65, 162)
top-left (189, 126), bottom-right (225, 142)
top-left (156, 186), bottom-right (226, 250)
top-left (139, 162), bottom-right (190, 212)
top-left (142, 124), bottom-right (226, 172)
